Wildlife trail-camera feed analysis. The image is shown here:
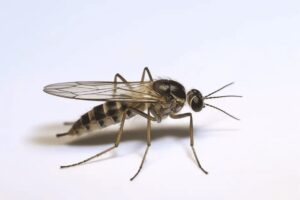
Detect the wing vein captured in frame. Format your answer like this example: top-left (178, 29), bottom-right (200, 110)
top-left (44, 81), bottom-right (161, 103)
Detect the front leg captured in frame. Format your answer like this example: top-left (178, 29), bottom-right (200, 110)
top-left (170, 113), bottom-right (208, 174)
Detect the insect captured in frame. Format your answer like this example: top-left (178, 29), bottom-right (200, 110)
top-left (44, 67), bottom-right (241, 180)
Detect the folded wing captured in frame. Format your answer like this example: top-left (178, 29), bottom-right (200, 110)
top-left (43, 81), bottom-right (161, 103)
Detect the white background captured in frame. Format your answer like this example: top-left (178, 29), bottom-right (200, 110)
top-left (0, 0), bottom-right (299, 199)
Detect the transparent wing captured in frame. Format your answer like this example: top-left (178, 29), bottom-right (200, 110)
top-left (43, 81), bottom-right (161, 103)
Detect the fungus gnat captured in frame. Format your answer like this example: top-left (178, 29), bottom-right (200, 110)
top-left (44, 67), bottom-right (241, 180)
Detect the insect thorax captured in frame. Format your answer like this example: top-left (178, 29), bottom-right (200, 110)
top-left (151, 79), bottom-right (186, 120)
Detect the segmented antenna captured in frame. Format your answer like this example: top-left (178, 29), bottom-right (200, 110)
top-left (202, 82), bottom-right (242, 120)
top-left (204, 82), bottom-right (234, 98)
top-left (205, 103), bottom-right (240, 120)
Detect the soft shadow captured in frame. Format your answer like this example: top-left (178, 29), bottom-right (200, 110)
top-left (30, 122), bottom-right (239, 147)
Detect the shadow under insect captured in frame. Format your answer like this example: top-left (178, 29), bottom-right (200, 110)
top-left (31, 121), bottom-right (239, 147)
top-left (31, 121), bottom-right (240, 180)
top-left (31, 122), bottom-right (201, 146)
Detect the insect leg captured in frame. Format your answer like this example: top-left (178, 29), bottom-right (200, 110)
top-left (170, 113), bottom-right (208, 174)
top-left (129, 107), bottom-right (156, 121)
top-left (141, 67), bottom-right (153, 82)
top-left (60, 112), bottom-right (127, 169)
top-left (130, 109), bottom-right (152, 181)
top-left (113, 73), bottom-right (128, 93)
top-left (113, 73), bottom-right (133, 94)
top-left (114, 73), bottom-right (128, 83)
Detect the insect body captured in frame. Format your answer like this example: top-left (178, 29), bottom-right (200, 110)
top-left (44, 67), bottom-right (241, 180)
top-left (62, 101), bottom-right (145, 136)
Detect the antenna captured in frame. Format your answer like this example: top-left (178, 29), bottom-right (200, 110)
top-left (204, 82), bottom-right (234, 98)
top-left (205, 103), bottom-right (240, 120)
top-left (205, 95), bottom-right (242, 99)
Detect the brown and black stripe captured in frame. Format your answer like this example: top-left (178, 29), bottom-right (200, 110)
top-left (68, 101), bottom-right (145, 135)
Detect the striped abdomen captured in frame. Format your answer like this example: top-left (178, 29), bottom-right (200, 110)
top-left (67, 102), bottom-right (145, 136)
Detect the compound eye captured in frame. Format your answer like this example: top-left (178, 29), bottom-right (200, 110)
top-left (190, 96), bottom-right (203, 112)
top-left (187, 89), bottom-right (203, 112)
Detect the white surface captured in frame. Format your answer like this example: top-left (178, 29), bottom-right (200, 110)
top-left (1, 0), bottom-right (299, 199)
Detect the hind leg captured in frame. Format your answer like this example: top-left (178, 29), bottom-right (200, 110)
top-left (60, 111), bottom-right (127, 168)
top-left (59, 108), bottom-right (155, 168)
